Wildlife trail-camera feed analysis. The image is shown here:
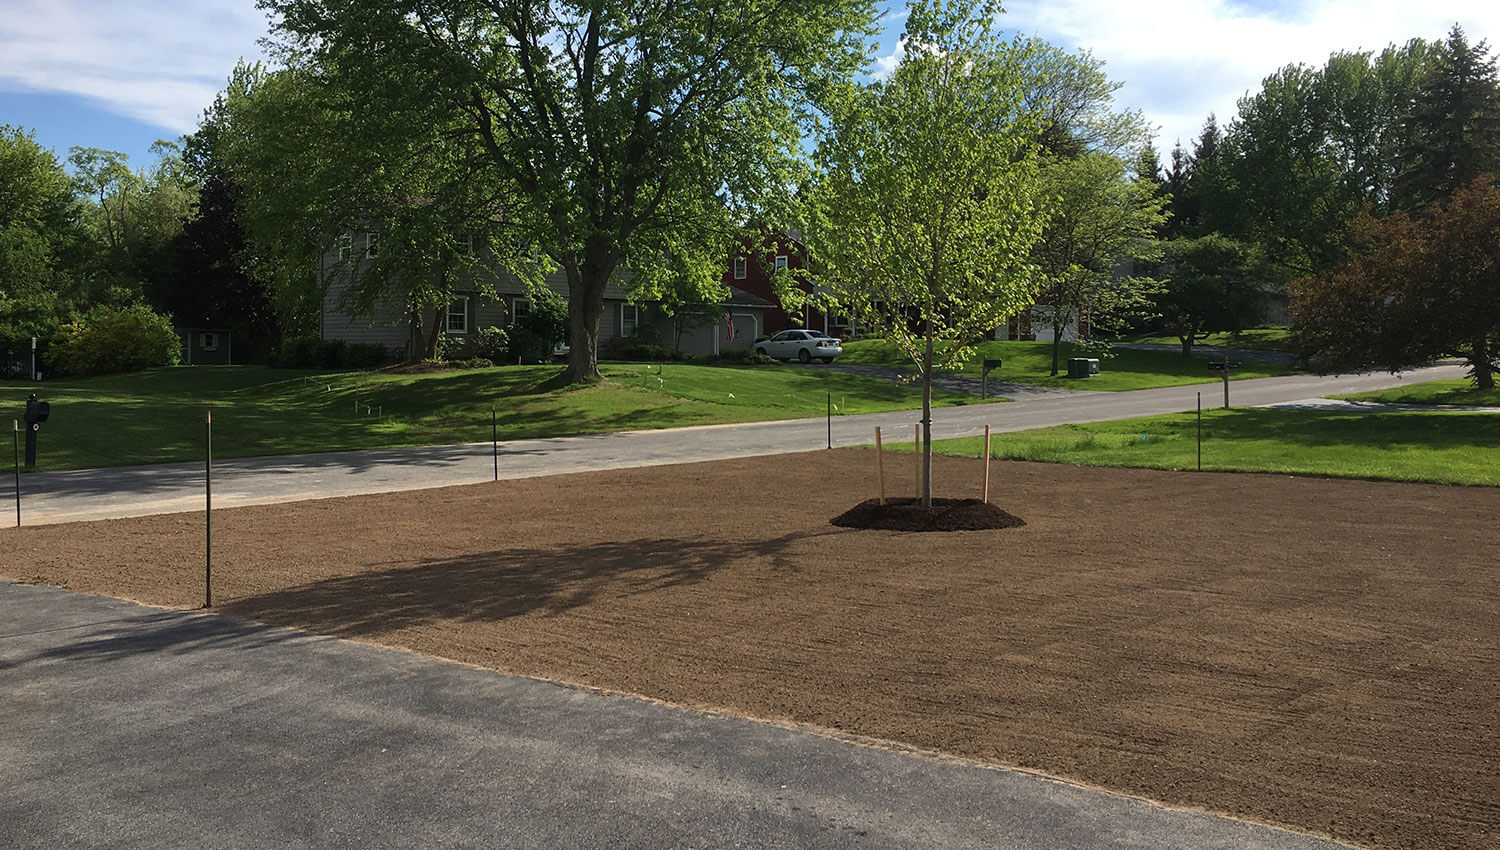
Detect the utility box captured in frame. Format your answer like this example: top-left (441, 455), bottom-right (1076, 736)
top-left (1067, 357), bottom-right (1100, 378)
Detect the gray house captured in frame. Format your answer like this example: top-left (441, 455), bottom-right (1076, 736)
top-left (318, 232), bottom-right (769, 361)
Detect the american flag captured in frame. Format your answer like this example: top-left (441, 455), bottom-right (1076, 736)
top-left (723, 312), bottom-right (736, 341)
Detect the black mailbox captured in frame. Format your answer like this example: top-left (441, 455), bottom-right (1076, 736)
top-left (22, 393), bottom-right (47, 466)
top-left (24, 395), bottom-right (50, 425)
top-left (982, 358), bottom-right (1003, 371)
top-left (1207, 361), bottom-right (1241, 373)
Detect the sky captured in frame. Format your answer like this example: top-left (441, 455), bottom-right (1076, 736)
top-left (1, 0), bottom-right (1498, 172)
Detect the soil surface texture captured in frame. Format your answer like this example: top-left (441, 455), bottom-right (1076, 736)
top-left (4, 450), bottom-right (1496, 850)
top-left (831, 497), bottom-right (1026, 532)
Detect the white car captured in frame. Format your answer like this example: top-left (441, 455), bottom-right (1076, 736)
top-left (754, 329), bottom-right (843, 363)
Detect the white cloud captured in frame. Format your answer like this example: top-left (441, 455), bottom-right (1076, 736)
top-left (0, 0), bottom-right (271, 133)
top-left (1001, 0), bottom-right (1500, 152)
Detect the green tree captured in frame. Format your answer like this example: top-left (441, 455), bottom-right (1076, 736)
top-left (68, 142), bottom-right (195, 300)
top-left (1151, 235), bottom-right (1266, 356)
top-left (0, 125), bottom-right (84, 337)
top-left (1290, 176), bottom-right (1500, 389)
top-left (1393, 26), bottom-right (1500, 208)
top-left (804, 0), bottom-right (1046, 507)
top-left (1205, 41), bottom-right (1433, 275)
top-left (261, 0), bottom-right (876, 383)
top-left (1031, 151), bottom-right (1166, 375)
top-left (212, 62), bottom-right (525, 358)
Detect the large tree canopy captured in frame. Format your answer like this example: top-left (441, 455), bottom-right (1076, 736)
top-left (804, 0), bottom-right (1046, 506)
top-left (1290, 176), bottom-right (1500, 389)
top-left (0, 125), bottom-right (85, 337)
top-left (260, 0), bottom-right (877, 381)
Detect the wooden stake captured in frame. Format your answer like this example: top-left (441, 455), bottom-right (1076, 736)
top-left (983, 425), bottom-right (992, 504)
top-left (875, 426), bottom-right (886, 505)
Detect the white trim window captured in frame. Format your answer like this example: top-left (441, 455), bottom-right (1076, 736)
top-left (447, 297), bottom-right (469, 333)
top-left (200, 332), bottom-right (219, 352)
top-left (774, 254), bottom-right (789, 271)
top-left (733, 257), bottom-right (748, 280)
top-left (621, 303), bottom-right (640, 337)
top-left (365, 232), bottom-right (379, 258)
top-left (454, 233), bottom-right (473, 256)
top-left (510, 297), bottom-right (532, 324)
top-left (337, 232), bottom-right (353, 261)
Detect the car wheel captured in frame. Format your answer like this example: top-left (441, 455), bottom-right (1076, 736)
top-left (798, 348), bottom-right (812, 363)
top-left (820, 357), bottom-right (834, 364)
top-left (755, 347), bottom-right (768, 357)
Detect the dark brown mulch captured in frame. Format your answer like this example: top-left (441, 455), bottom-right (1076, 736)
top-left (830, 497), bottom-right (1026, 532)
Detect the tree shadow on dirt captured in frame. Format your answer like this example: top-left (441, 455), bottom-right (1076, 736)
top-left (220, 531), bottom-right (842, 638)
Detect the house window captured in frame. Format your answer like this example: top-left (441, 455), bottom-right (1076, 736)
top-left (510, 297), bottom-right (531, 324)
top-left (366, 232), bottom-right (378, 258)
top-left (200, 332), bottom-right (219, 352)
top-left (454, 233), bottom-right (473, 256)
top-left (775, 255), bottom-right (788, 271)
top-left (621, 303), bottom-right (640, 337)
top-left (733, 257), bottom-right (747, 279)
top-left (447, 297), bottom-right (469, 333)
top-left (337, 232), bottom-right (353, 261)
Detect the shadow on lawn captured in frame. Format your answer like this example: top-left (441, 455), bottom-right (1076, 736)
top-left (221, 531), bottom-right (841, 638)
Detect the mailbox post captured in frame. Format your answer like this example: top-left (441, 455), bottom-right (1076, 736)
top-left (1206, 360), bottom-right (1240, 408)
top-left (22, 393), bottom-right (49, 466)
top-left (981, 358), bottom-right (1003, 399)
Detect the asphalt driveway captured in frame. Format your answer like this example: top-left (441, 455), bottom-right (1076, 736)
top-left (0, 581), bottom-right (1353, 850)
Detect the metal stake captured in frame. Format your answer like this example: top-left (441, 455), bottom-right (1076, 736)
top-left (875, 426), bottom-right (886, 505)
top-left (1197, 392), bottom-right (1203, 471)
top-left (205, 410), bottom-right (213, 609)
top-left (826, 392), bottom-right (832, 449)
top-left (492, 404), bottom-right (498, 481)
top-left (13, 420), bottom-right (19, 527)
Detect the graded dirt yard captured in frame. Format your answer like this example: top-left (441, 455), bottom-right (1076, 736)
top-left (4, 451), bottom-right (1496, 850)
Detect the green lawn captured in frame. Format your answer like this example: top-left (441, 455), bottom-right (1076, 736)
top-left (1333, 378), bottom-right (1500, 407)
top-left (1120, 326), bottom-right (1293, 352)
top-left (898, 407), bottom-right (1500, 486)
top-left (2, 362), bottom-right (990, 471)
top-left (837, 339), bottom-right (1296, 391)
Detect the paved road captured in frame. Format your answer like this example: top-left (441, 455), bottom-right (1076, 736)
top-left (13, 363), bottom-right (1468, 524)
top-left (0, 581), bottom-right (1353, 850)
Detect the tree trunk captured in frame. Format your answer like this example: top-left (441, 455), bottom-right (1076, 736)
top-left (921, 315), bottom-right (934, 509)
top-left (562, 236), bottom-right (617, 383)
top-left (424, 306), bottom-right (444, 360)
top-left (1472, 338), bottom-right (1495, 390)
top-left (1050, 325), bottom-right (1062, 377)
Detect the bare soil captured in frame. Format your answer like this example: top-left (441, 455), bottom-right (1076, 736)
top-left (4, 450), bottom-right (1496, 850)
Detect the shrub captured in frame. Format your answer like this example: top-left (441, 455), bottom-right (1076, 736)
top-left (617, 343), bottom-right (685, 361)
top-left (46, 305), bottom-right (181, 376)
top-left (463, 357), bottom-right (494, 369)
top-left (473, 326), bottom-right (510, 362)
top-left (746, 353), bottom-right (781, 366)
top-left (271, 337), bottom-right (390, 369)
top-left (506, 290), bottom-right (570, 362)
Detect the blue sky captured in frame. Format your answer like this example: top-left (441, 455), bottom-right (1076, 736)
top-left (2, 0), bottom-right (1497, 172)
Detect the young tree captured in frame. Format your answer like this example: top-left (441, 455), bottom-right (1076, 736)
top-left (1031, 152), bottom-right (1165, 375)
top-left (261, 0), bottom-right (876, 383)
top-left (804, 0), bottom-right (1046, 507)
top-left (1291, 176), bottom-right (1500, 388)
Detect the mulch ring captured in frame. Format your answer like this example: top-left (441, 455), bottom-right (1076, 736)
top-left (831, 497), bottom-right (1026, 532)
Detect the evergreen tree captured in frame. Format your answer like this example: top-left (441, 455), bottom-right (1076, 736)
top-left (1393, 25), bottom-right (1500, 208)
